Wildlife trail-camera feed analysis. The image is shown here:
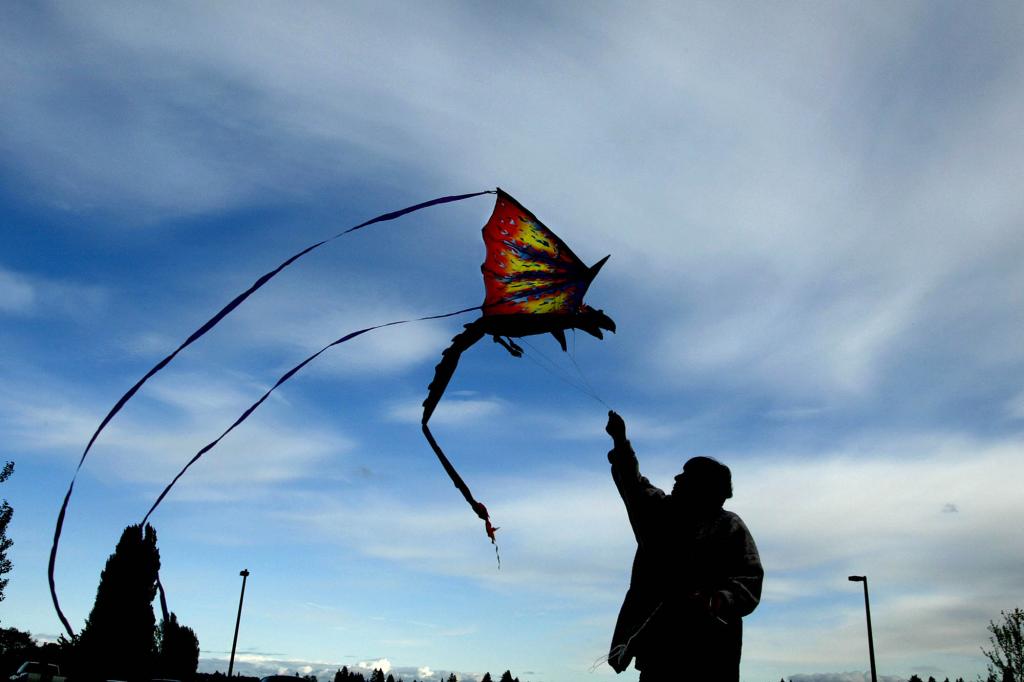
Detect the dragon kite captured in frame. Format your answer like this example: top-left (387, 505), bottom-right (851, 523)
top-left (49, 188), bottom-right (614, 636)
top-left (422, 191), bottom-right (614, 542)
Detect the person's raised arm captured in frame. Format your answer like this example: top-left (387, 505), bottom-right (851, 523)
top-left (606, 411), bottom-right (664, 507)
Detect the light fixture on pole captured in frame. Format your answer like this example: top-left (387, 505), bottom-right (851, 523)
top-left (848, 575), bottom-right (877, 682)
top-left (228, 569), bottom-right (250, 678)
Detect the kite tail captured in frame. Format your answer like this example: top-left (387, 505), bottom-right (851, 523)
top-left (157, 576), bottom-right (170, 623)
top-left (420, 320), bottom-right (500, 562)
top-left (421, 422), bottom-right (499, 561)
top-left (50, 189), bottom-right (496, 638)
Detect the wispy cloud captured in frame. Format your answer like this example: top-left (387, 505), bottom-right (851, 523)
top-left (227, 276), bottom-right (457, 377)
top-left (277, 430), bottom-right (1024, 673)
top-left (387, 396), bottom-right (505, 426)
top-left (0, 370), bottom-right (351, 500)
top-left (0, 267), bottom-right (35, 313)
top-left (6, 3), bottom-right (1024, 681)
top-left (1005, 391), bottom-right (1024, 420)
top-left (199, 655), bottom-right (486, 682)
top-left (0, 265), bottom-right (108, 318)
top-left (789, 674), bottom-right (904, 682)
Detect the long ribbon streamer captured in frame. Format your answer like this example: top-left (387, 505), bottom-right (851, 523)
top-left (50, 190), bottom-right (495, 637)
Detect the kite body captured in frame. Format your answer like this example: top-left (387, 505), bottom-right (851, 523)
top-left (421, 189), bottom-right (614, 545)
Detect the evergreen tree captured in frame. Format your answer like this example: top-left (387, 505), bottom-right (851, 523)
top-left (156, 612), bottom-right (200, 680)
top-left (76, 524), bottom-right (161, 680)
top-left (499, 672), bottom-right (513, 682)
top-left (446, 675), bottom-right (456, 682)
top-left (928, 676), bottom-right (937, 682)
top-left (0, 462), bottom-right (14, 605)
top-left (909, 676), bottom-right (923, 682)
top-left (371, 668), bottom-right (386, 682)
top-left (335, 668), bottom-right (348, 682)
top-left (386, 674), bottom-right (395, 682)
top-left (481, 674), bottom-right (492, 682)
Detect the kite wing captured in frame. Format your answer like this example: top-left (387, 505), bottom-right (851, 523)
top-left (482, 189), bottom-right (596, 315)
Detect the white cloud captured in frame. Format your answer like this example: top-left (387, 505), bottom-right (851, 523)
top-left (142, 370), bottom-right (282, 416)
top-left (1005, 391), bottom-right (1024, 420)
top-left (357, 657), bottom-right (392, 674)
top-left (388, 396), bottom-right (504, 426)
top-left (199, 656), bottom-right (480, 682)
top-left (0, 265), bottom-right (107, 318)
top-left (228, 276), bottom-right (457, 377)
top-left (6, 5), bottom-right (1024, 681)
top-left (4, 2), bottom-right (1022, 413)
top-left (199, 655), bottom-right (359, 681)
top-left (0, 371), bottom-right (351, 501)
top-left (539, 409), bottom-right (693, 444)
top-left (0, 267), bottom-right (36, 312)
top-left (278, 431), bottom-right (1024, 674)
top-left (789, 674), bottom-right (903, 682)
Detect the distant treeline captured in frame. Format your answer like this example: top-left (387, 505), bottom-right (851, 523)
top-left (197, 669), bottom-right (522, 682)
top-left (776, 677), bottom-right (970, 682)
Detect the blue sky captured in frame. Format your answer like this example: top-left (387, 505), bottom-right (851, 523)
top-left (2, 2), bottom-right (1024, 681)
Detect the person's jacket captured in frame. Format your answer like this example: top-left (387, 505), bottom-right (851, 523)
top-left (608, 441), bottom-right (763, 679)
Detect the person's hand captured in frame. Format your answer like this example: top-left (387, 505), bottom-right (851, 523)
top-left (606, 410), bottom-right (627, 446)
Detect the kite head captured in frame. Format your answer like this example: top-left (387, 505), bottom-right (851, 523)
top-left (576, 304), bottom-right (616, 340)
top-left (574, 254), bottom-right (614, 339)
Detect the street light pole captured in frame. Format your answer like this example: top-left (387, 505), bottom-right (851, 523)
top-left (228, 569), bottom-right (250, 678)
top-left (848, 575), bottom-right (877, 682)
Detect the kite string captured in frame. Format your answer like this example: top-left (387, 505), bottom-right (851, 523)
top-left (518, 336), bottom-right (610, 409)
top-left (517, 338), bottom-right (597, 400)
top-left (567, 328), bottom-right (610, 408)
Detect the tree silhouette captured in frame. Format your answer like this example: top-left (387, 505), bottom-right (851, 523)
top-left (982, 608), bottom-right (1024, 682)
top-left (480, 674), bottom-right (492, 682)
top-left (0, 462), bottom-right (14, 605)
top-left (76, 524), bottom-right (161, 680)
top-left (370, 668), bottom-right (386, 682)
top-left (0, 626), bottom-right (36, 673)
top-left (156, 611), bottom-right (200, 679)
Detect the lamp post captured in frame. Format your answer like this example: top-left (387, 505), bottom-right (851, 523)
top-left (227, 569), bottom-right (250, 678)
top-left (848, 575), bottom-right (877, 682)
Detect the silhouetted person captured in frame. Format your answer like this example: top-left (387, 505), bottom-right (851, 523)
top-left (605, 411), bottom-right (763, 681)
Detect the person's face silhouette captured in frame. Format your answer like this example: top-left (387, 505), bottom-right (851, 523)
top-left (671, 466), bottom-right (724, 511)
top-left (671, 471), bottom-right (692, 498)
